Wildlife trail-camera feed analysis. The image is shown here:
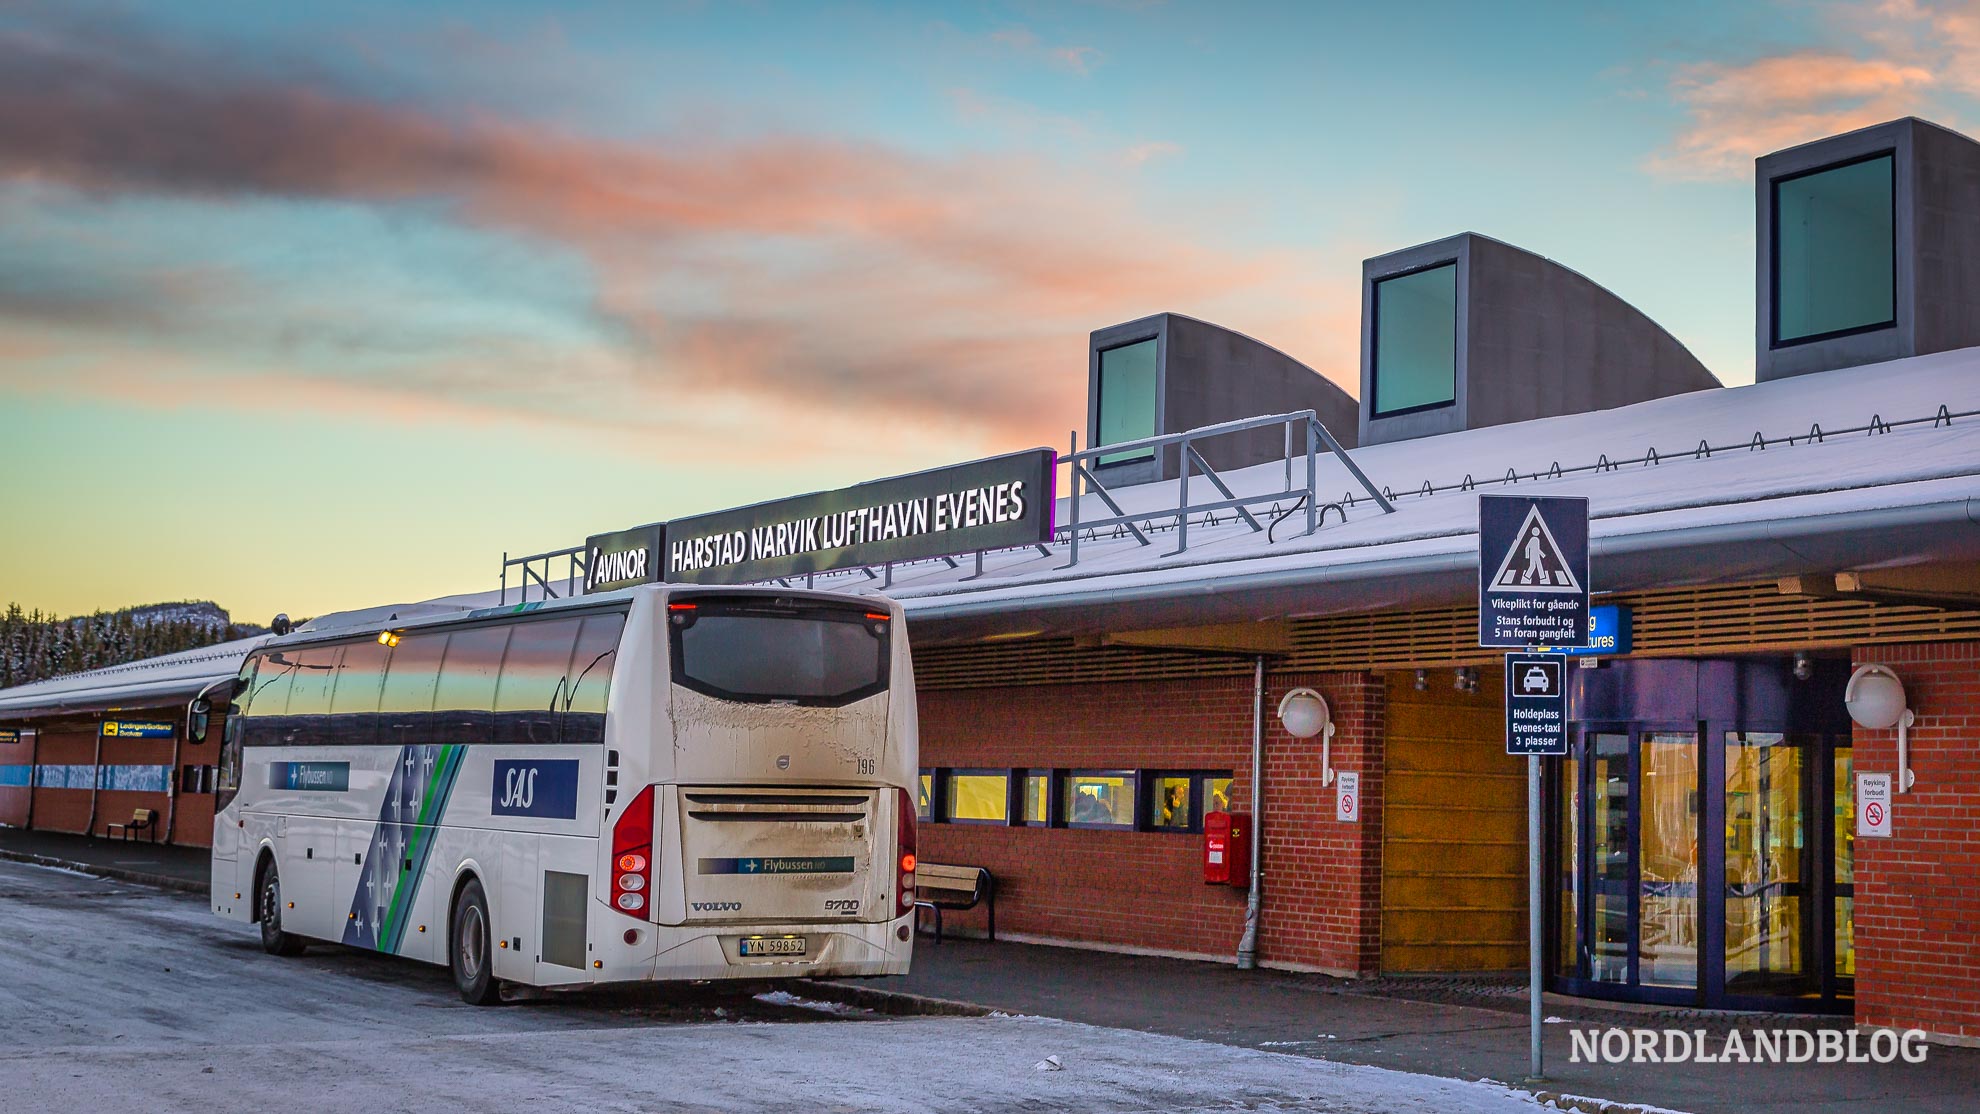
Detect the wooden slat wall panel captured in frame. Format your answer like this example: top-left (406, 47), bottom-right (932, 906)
top-left (913, 582), bottom-right (1980, 690)
top-left (1380, 667), bottom-right (1527, 973)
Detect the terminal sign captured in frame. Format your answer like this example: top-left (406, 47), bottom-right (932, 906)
top-left (583, 523), bottom-right (665, 594)
top-left (1504, 652), bottom-right (1569, 756)
top-left (1479, 494), bottom-right (1590, 648)
top-left (101, 720), bottom-right (174, 739)
top-left (1539, 604), bottom-right (1632, 657)
top-left (0, 728), bottom-right (18, 744)
top-left (663, 448), bottom-right (1057, 585)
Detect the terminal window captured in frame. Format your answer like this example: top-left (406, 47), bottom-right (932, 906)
top-left (946, 770), bottom-right (1011, 824)
top-left (1371, 262), bottom-right (1457, 416)
top-left (1095, 338), bottom-right (1157, 464)
top-left (1019, 771), bottom-right (1050, 825)
top-left (1064, 770), bottom-right (1137, 828)
top-left (1772, 153), bottom-right (1895, 345)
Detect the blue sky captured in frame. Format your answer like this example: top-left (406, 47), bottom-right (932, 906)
top-left (2, 0), bottom-right (1974, 621)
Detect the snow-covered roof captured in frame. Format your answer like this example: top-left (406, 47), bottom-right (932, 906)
top-left (0, 635), bottom-right (271, 721)
top-left (0, 345), bottom-right (1973, 718)
top-left (787, 345), bottom-right (1980, 638)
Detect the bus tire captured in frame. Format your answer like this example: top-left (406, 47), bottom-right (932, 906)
top-left (450, 878), bottom-right (502, 1006)
top-left (256, 858), bottom-right (307, 957)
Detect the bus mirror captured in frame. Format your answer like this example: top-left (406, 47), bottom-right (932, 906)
top-left (189, 710), bottom-right (210, 743)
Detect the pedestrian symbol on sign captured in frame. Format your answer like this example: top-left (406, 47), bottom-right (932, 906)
top-left (1489, 506), bottom-right (1582, 592)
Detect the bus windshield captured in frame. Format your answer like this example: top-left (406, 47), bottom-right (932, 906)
top-left (669, 596), bottom-right (889, 706)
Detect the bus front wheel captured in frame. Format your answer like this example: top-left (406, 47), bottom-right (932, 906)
top-left (256, 859), bottom-right (306, 957)
top-left (450, 878), bottom-right (502, 1006)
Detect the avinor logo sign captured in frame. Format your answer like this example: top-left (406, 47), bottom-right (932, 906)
top-left (582, 523), bottom-right (664, 594)
top-left (662, 448), bottom-right (1056, 586)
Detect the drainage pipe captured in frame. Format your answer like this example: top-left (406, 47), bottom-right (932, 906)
top-left (1237, 655), bottom-right (1265, 969)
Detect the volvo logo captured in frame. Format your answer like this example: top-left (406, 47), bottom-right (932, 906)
top-left (691, 901), bottom-right (743, 912)
top-left (776, 754), bottom-right (791, 770)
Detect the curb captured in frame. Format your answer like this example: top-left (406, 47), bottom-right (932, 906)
top-left (0, 848), bottom-right (209, 896)
top-left (1525, 1089), bottom-right (1683, 1114)
top-left (806, 979), bottom-right (997, 1018)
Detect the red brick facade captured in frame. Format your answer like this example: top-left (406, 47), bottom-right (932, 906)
top-left (1851, 640), bottom-right (1980, 1041)
top-left (917, 669), bottom-right (1386, 975)
top-left (0, 713), bottom-right (218, 848)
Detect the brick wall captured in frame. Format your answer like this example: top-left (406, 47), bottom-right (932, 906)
top-left (1851, 640), bottom-right (1980, 1040)
top-left (917, 668), bottom-right (1385, 975)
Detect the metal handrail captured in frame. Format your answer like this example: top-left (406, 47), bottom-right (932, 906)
top-left (1058, 410), bottom-right (1391, 568)
top-left (500, 546), bottom-right (587, 605)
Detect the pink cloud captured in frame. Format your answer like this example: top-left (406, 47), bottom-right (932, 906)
top-left (988, 26), bottom-right (1104, 74)
top-left (1647, 53), bottom-right (1935, 180)
top-left (1646, 2), bottom-right (1980, 181)
top-left (0, 19), bottom-right (1356, 460)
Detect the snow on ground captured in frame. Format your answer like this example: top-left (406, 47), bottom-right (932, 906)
top-left (0, 1013), bottom-right (1583, 1114)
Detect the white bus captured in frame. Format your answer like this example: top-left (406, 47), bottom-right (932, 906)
top-left (210, 585), bottom-right (918, 1004)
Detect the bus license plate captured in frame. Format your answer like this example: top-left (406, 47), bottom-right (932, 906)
top-left (741, 936), bottom-right (806, 957)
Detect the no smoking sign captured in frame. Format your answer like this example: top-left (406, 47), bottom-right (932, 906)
top-left (1858, 772), bottom-right (1892, 838)
top-left (1336, 771), bottom-right (1360, 823)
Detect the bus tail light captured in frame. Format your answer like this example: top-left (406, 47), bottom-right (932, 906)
top-left (611, 785), bottom-right (655, 920)
top-left (894, 787), bottom-right (917, 918)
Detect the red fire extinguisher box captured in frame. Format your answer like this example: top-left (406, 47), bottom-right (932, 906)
top-left (1203, 811), bottom-right (1251, 886)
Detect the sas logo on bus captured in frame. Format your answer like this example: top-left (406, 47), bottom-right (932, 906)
top-left (491, 759), bottom-right (579, 820)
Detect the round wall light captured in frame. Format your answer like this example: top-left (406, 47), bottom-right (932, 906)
top-left (1277, 687), bottom-right (1337, 785)
top-left (1845, 663), bottom-right (1916, 792)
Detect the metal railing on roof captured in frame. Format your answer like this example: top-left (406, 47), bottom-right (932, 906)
top-left (501, 546), bottom-right (587, 606)
top-left (1058, 409), bottom-right (1393, 569)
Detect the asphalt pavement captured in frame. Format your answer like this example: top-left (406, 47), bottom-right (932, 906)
top-left (9, 828), bottom-right (1977, 1114)
top-left (842, 936), bottom-right (1980, 1114)
top-left (0, 858), bottom-right (1567, 1113)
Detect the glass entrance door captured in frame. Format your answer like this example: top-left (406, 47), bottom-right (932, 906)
top-left (1551, 715), bottom-right (1853, 1012)
top-left (1724, 732), bottom-right (1809, 997)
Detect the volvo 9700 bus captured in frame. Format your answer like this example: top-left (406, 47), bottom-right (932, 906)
top-left (210, 584), bottom-right (918, 1003)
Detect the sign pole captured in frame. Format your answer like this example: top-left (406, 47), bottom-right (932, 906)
top-left (1528, 751), bottom-right (1543, 1082)
top-left (1479, 493), bottom-right (1586, 1088)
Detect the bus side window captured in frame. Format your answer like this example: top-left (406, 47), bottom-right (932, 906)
top-left (330, 638), bottom-right (390, 747)
top-left (432, 626), bottom-right (508, 745)
top-left (280, 646), bottom-right (342, 746)
top-left (562, 614), bottom-right (626, 746)
top-left (241, 651), bottom-right (296, 748)
top-left (494, 620), bottom-right (581, 746)
top-left (379, 632), bottom-right (445, 747)
top-left (216, 657), bottom-right (258, 809)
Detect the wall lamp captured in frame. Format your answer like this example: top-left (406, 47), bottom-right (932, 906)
top-left (1845, 664), bottom-right (1916, 793)
top-left (1277, 687), bottom-right (1336, 786)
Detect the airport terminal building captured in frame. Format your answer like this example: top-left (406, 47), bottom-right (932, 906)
top-left (2, 117), bottom-right (1977, 1041)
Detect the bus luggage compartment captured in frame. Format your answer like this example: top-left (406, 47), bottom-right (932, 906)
top-left (670, 787), bottom-right (883, 925)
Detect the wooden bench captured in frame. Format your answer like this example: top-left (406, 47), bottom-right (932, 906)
top-left (912, 863), bottom-right (994, 944)
top-left (106, 808), bottom-right (157, 842)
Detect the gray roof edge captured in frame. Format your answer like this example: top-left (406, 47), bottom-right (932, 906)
top-left (902, 496), bottom-right (1980, 633)
top-left (0, 672), bottom-right (235, 722)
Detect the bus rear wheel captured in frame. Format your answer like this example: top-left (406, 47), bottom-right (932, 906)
top-left (450, 878), bottom-right (503, 1006)
top-left (256, 859), bottom-right (306, 957)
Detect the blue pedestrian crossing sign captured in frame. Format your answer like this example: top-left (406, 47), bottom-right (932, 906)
top-left (1479, 494), bottom-right (1589, 648)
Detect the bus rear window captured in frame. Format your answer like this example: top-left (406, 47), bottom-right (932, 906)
top-left (668, 596), bottom-right (889, 707)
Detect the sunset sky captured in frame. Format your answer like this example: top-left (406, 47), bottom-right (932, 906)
top-left (3, 0), bottom-right (1976, 624)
